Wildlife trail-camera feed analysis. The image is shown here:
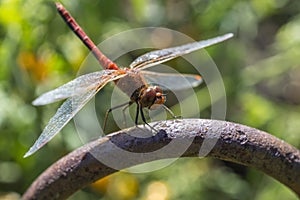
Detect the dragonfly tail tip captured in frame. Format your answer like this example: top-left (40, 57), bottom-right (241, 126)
top-left (55, 2), bottom-right (62, 9)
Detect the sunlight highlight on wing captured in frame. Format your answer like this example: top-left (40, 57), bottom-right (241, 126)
top-left (130, 33), bottom-right (233, 70)
top-left (33, 70), bottom-right (118, 106)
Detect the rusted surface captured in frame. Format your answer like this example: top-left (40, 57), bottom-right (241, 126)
top-left (22, 119), bottom-right (300, 199)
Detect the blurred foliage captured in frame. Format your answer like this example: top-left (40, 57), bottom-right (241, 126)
top-left (0, 0), bottom-right (299, 199)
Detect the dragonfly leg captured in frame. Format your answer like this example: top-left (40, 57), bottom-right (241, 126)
top-left (162, 104), bottom-right (181, 119)
top-left (140, 105), bottom-right (148, 126)
top-left (103, 101), bottom-right (132, 131)
top-left (122, 102), bottom-right (133, 127)
top-left (140, 104), bottom-right (158, 132)
top-left (135, 103), bottom-right (140, 126)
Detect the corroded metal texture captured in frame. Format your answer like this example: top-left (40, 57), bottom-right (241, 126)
top-left (22, 119), bottom-right (300, 200)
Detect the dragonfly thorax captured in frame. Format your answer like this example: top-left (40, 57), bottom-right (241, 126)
top-left (116, 70), bottom-right (145, 97)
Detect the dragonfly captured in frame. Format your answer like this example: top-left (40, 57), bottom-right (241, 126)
top-left (23, 2), bottom-right (233, 157)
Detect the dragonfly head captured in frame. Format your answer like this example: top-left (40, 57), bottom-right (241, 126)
top-left (139, 86), bottom-right (166, 109)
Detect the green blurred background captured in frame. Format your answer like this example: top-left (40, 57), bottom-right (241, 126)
top-left (1, 0), bottom-right (300, 199)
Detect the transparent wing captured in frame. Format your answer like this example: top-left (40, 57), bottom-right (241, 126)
top-left (24, 90), bottom-right (98, 158)
top-left (130, 33), bottom-right (233, 70)
top-left (32, 70), bottom-right (121, 106)
top-left (140, 71), bottom-right (202, 91)
top-left (24, 72), bottom-right (127, 157)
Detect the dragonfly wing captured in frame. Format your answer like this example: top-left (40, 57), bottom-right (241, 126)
top-left (24, 89), bottom-right (99, 158)
top-left (140, 71), bottom-right (202, 91)
top-left (32, 70), bottom-right (122, 106)
top-left (130, 33), bottom-right (233, 70)
top-left (24, 72), bottom-right (127, 157)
